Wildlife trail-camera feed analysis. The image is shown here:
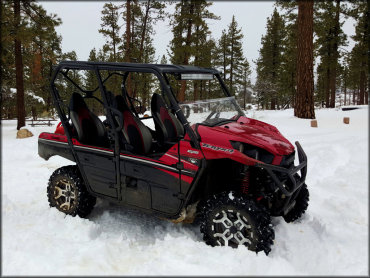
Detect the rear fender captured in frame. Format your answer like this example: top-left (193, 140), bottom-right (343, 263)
top-left (38, 132), bottom-right (75, 162)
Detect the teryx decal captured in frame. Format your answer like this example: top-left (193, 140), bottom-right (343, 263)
top-left (202, 143), bottom-right (234, 153)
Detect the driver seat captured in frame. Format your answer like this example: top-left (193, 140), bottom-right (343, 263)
top-left (151, 93), bottom-right (184, 145)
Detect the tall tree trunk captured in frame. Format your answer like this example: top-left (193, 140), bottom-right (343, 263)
top-left (291, 72), bottom-right (295, 108)
top-left (329, 67), bottom-right (336, 107)
top-left (344, 81), bottom-right (347, 106)
top-left (271, 98), bottom-right (276, 110)
top-left (222, 34), bottom-right (226, 80)
top-left (125, 0), bottom-right (132, 96)
top-left (138, 0), bottom-right (150, 63)
top-left (359, 67), bottom-right (365, 105)
top-left (325, 60), bottom-right (331, 107)
top-left (229, 32), bottom-right (234, 95)
top-left (111, 8), bottom-right (117, 61)
top-left (295, 0), bottom-right (315, 119)
top-left (14, 0), bottom-right (26, 130)
top-left (193, 81), bottom-right (199, 101)
top-left (125, 0), bottom-right (131, 62)
top-left (329, 0), bottom-right (340, 108)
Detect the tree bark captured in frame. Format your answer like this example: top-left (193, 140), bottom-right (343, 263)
top-left (359, 67), bottom-right (365, 104)
top-left (344, 81), bottom-right (347, 106)
top-left (295, 0), bottom-right (315, 119)
top-left (14, 0), bottom-right (26, 130)
top-left (329, 0), bottom-right (340, 108)
top-left (138, 0), bottom-right (150, 63)
top-left (222, 33), bottom-right (226, 80)
top-left (125, 0), bottom-right (131, 62)
top-left (325, 68), bottom-right (330, 107)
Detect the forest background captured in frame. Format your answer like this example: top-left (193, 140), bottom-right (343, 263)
top-left (1, 0), bottom-right (368, 129)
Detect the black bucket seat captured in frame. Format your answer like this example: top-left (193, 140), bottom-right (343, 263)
top-left (114, 95), bottom-right (152, 155)
top-left (151, 93), bottom-right (184, 145)
top-left (69, 92), bottom-right (107, 146)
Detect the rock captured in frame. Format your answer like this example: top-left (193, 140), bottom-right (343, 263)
top-left (343, 117), bottom-right (350, 124)
top-left (16, 128), bottom-right (33, 139)
top-left (311, 120), bottom-right (318, 128)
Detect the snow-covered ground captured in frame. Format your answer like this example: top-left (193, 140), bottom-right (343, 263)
top-left (2, 107), bottom-right (368, 275)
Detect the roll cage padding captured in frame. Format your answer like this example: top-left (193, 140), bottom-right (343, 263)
top-left (151, 93), bottom-right (184, 144)
top-left (115, 95), bottom-right (152, 155)
top-left (69, 92), bottom-right (107, 146)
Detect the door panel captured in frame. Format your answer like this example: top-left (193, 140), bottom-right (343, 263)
top-left (76, 149), bottom-right (117, 198)
top-left (120, 155), bottom-right (181, 214)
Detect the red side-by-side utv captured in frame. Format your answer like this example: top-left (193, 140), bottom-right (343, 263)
top-left (38, 61), bottom-right (309, 254)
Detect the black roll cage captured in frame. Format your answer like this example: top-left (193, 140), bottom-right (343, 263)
top-left (50, 61), bottom-right (237, 151)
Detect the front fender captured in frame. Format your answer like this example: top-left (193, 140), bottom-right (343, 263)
top-left (200, 142), bottom-right (260, 166)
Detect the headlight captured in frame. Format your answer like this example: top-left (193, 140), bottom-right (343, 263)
top-left (230, 141), bottom-right (274, 164)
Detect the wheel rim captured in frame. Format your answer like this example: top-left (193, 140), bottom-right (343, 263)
top-left (54, 178), bottom-right (77, 212)
top-left (212, 209), bottom-right (253, 248)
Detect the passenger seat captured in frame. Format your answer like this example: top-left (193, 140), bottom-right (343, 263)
top-left (69, 92), bottom-right (108, 146)
top-left (114, 95), bottom-right (152, 155)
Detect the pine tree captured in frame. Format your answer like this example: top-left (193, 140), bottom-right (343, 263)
top-left (1, 0), bottom-right (62, 126)
top-left (25, 4), bottom-right (62, 116)
top-left (85, 48), bottom-right (99, 92)
top-left (99, 2), bottom-right (122, 62)
top-left (238, 58), bottom-right (252, 109)
top-left (168, 0), bottom-right (219, 101)
top-left (14, 0), bottom-right (26, 129)
top-left (315, 1), bottom-right (347, 108)
top-left (112, 0), bottom-right (165, 97)
top-left (255, 9), bottom-right (285, 110)
top-left (215, 16), bottom-right (249, 97)
top-left (227, 16), bottom-right (245, 95)
top-left (347, 1), bottom-right (369, 105)
top-left (160, 54), bottom-right (167, 64)
top-left (275, 1), bottom-right (299, 109)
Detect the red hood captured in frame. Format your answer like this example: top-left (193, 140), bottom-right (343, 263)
top-left (196, 116), bottom-right (294, 156)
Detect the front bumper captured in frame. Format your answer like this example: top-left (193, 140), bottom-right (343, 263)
top-left (256, 141), bottom-right (307, 197)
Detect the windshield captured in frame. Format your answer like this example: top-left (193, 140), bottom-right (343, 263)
top-left (166, 73), bottom-right (245, 126)
top-left (179, 96), bottom-right (244, 126)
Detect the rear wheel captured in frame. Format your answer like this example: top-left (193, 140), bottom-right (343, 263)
top-left (283, 184), bottom-right (309, 223)
top-left (200, 191), bottom-right (274, 255)
top-left (47, 165), bottom-right (96, 218)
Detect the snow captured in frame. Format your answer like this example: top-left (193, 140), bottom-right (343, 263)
top-left (228, 192), bottom-right (235, 200)
top-left (27, 91), bottom-right (45, 104)
top-left (2, 106), bottom-right (368, 275)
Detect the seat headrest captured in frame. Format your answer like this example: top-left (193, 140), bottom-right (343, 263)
top-left (152, 93), bottom-right (171, 113)
top-left (115, 95), bottom-right (130, 112)
top-left (69, 92), bottom-right (87, 112)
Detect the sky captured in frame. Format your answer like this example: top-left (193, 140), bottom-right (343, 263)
top-left (41, 1), bottom-right (356, 83)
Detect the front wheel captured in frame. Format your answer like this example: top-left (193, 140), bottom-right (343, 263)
top-left (283, 184), bottom-right (309, 223)
top-left (199, 191), bottom-right (274, 255)
top-left (47, 165), bottom-right (96, 218)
